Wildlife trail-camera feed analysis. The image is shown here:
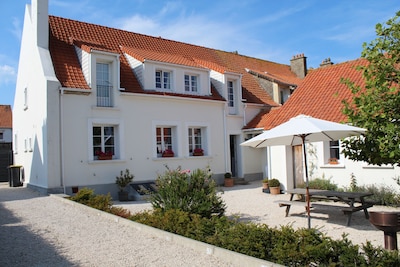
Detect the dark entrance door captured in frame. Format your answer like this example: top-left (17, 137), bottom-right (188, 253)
top-left (229, 135), bottom-right (238, 177)
top-left (0, 143), bottom-right (13, 182)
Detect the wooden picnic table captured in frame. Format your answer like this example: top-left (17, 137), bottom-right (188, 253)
top-left (276, 188), bottom-right (374, 226)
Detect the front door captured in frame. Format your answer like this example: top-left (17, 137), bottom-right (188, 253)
top-left (229, 135), bottom-right (238, 177)
top-left (293, 145), bottom-right (304, 187)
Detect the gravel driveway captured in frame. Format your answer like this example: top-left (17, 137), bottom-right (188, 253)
top-left (0, 184), bottom-right (234, 267)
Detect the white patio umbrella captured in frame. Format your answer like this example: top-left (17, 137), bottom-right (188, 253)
top-left (241, 114), bottom-right (367, 229)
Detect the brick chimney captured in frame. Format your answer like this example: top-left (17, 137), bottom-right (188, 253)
top-left (320, 58), bottom-right (334, 68)
top-left (290, 54), bottom-right (307, 78)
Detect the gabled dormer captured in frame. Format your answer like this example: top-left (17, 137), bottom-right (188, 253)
top-left (122, 47), bottom-right (211, 96)
top-left (210, 70), bottom-right (242, 115)
top-left (74, 41), bottom-right (121, 107)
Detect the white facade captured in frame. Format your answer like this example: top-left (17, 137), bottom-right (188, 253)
top-left (13, 0), bottom-right (270, 197)
top-left (253, 141), bottom-right (400, 192)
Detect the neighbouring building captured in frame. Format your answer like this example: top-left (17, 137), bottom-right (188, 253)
top-left (243, 58), bottom-right (400, 191)
top-left (0, 105), bottom-right (13, 182)
top-left (13, 0), bottom-right (305, 197)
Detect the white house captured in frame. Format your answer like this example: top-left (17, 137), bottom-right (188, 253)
top-left (13, 0), bottom-right (305, 197)
top-left (243, 58), bottom-right (400, 191)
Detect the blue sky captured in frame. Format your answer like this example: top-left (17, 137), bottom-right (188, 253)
top-left (1, 1), bottom-right (399, 107)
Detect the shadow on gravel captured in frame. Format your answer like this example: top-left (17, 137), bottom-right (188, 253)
top-left (0, 186), bottom-right (76, 266)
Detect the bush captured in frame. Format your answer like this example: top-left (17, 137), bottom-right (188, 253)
top-left (69, 187), bottom-right (113, 212)
top-left (150, 166), bottom-right (226, 218)
top-left (347, 184), bottom-right (400, 206)
top-left (298, 177), bottom-right (339, 191)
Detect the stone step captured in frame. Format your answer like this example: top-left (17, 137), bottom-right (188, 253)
top-left (233, 178), bottom-right (249, 185)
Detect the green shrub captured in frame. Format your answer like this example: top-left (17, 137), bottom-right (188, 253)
top-left (346, 184), bottom-right (400, 206)
top-left (268, 178), bottom-right (280, 187)
top-left (298, 177), bottom-right (338, 190)
top-left (69, 187), bottom-right (113, 212)
top-left (150, 166), bottom-right (226, 218)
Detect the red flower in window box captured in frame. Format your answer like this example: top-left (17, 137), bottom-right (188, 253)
top-left (96, 150), bottom-right (113, 160)
top-left (193, 148), bottom-right (204, 156)
top-left (162, 149), bottom-right (174, 157)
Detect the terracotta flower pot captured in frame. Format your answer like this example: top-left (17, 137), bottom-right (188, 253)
top-left (224, 178), bottom-right (234, 187)
top-left (270, 187), bottom-right (280, 195)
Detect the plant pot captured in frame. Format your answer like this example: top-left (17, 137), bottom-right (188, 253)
top-left (193, 152), bottom-right (204, 156)
top-left (270, 187), bottom-right (280, 195)
top-left (162, 153), bottom-right (174, 157)
top-left (262, 182), bottom-right (269, 190)
top-left (224, 178), bottom-right (234, 187)
top-left (118, 191), bottom-right (129, 201)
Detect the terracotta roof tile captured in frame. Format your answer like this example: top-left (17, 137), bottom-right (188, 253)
top-left (0, 105), bottom-right (12, 128)
top-left (48, 15), bottom-right (301, 104)
top-left (245, 58), bottom-right (367, 129)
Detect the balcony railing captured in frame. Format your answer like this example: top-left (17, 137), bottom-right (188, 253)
top-left (96, 85), bottom-right (113, 107)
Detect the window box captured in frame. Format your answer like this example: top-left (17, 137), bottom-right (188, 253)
top-left (192, 148), bottom-right (204, 156)
top-left (98, 154), bottom-right (112, 160)
top-left (329, 158), bottom-right (339, 164)
top-left (162, 149), bottom-right (174, 157)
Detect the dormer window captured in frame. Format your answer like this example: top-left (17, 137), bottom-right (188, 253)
top-left (155, 70), bottom-right (171, 90)
top-left (96, 62), bottom-right (113, 107)
top-left (184, 74), bottom-right (198, 92)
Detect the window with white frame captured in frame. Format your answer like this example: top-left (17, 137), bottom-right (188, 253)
top-left (188, 127), bottom-right (204, 156)
top-left (156, 126), bottom-right (176, 157)
top-left (227, 81), bottom-right (234, 107)
top-left (155, 70), bottom-right (171, 90)
top-left (329, 140), bottom-right (340, 163)
top-left (96, 62), bottom-right (113, 107)
top-left (93, 125), bottom-right (116, 160)
top-left (184, 74), bottom-right (198, 92)
top-left (24, 87), bottom-right (28, 110)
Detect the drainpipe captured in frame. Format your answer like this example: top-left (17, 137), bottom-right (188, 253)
top-left (223, 104), bottom-right (229, 172)
top-left (59, 86), bottom-right (65, 194)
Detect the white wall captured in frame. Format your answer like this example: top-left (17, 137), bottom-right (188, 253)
top-left (59, 91), bottom-right (226, 187)
top-left (13, 3), bottom-right (61, 190)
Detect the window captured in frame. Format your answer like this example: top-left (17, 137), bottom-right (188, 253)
top-left (184, 74), bottom-right (198, 92)
top-left (96, 62), bottom-right (112, 107)
top-left (329, 140), bottom-right (340, 163)
top-left (155, 70), bottom-right (171, 89)
top-left (24, 87), bottom-right (28, 110)
top-left (156, 127), bottom-right (175, 157)
top-left (0, 132), bottom-right (3, 140)
top-left (188, 127), bottom-right (203, 155)
top-left (227, 81), bottom-right (234, 107)
top-left (93, 126), bottom-right (115, 160)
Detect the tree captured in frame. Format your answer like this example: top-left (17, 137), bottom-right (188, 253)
top-left (342, 11), bottom-right (400, 166)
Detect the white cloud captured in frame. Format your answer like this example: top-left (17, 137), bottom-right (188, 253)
top-left (0, 64), bottom-right (16, 84)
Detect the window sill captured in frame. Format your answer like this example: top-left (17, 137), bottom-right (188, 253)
top-left (91, 106), bottom-right (120, 111)
top-left (89, 159), bottom-right (125, 164)
top-left (320, 164), bottom-right (345, 169)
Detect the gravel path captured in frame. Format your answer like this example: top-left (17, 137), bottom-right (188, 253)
top-left (0, 184), bottom-right (232, 267)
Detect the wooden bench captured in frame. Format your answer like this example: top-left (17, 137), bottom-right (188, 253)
top-left (341, 202), bottom-right (374, 226)
top-left (275, 200), bottom-right (312, 217)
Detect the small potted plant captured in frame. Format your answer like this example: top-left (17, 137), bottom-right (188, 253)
top-left (268, 178), bottom-right (281, 195)
top-left (329, 158), bottom-right (339, 164)
top-left (262, 178), bottom-right (269, 193)
top-left (193, 148), bottom-right (204, 156)
top-left (224, 172), bottom-right (234, 187)
top-left (162, 149), bottom-right (174, 157)
top-left (116, 169), bottom-right (134, 201)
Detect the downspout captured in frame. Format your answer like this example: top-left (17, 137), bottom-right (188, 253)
top-left (59, 86), bottom-right (65, 194)
top-left (223, 104), bottom-right (229, 172)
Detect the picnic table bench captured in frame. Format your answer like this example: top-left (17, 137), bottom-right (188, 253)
top-left (276, 188), bottom-right (374, 226)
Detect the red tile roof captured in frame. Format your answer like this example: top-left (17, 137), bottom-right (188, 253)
top-left (245, 58), bottom-right (368, 130)
top-left (48, 16), bottom-right (301, 105)
top-left (0, 105), bottom-right (12, 128)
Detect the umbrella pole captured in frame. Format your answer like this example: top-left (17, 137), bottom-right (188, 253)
top-left (301, 135), bottom-right (311, 229)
